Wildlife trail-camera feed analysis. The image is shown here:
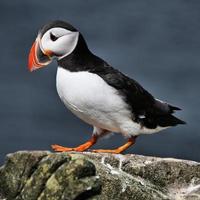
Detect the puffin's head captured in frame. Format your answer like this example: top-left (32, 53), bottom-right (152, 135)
top-left (28, 20), bottom-right (79, 72)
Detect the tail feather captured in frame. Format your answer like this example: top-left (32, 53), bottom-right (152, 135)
top-left (144, 99), bottom-right (186, 128)
top-left (168, 104), bottom-right (182, 113)
top-left (157, 114), bottom-right (186, 127)
top-left (155, 99), bottom-right (181, 114)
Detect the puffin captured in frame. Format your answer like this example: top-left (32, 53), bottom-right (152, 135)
top-left (28, 20), bottom-right (185, 153)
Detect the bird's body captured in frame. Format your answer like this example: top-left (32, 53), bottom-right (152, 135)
top-left (57, 66), bottom-right (141, 137)
top-left (28, 20), bottom-right (185, 153)
top-left (56, 65), bottom-right (168, 137)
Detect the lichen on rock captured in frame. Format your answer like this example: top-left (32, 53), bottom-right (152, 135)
top-left (0, 151), bottom-right (101, 200)
top-left (0, 151), bottom-right (200, 200)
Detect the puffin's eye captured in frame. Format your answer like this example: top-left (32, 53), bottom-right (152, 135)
top-left (50, 32), bottom-right (58, 41)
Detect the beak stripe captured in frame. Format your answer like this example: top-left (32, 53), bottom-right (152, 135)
top-left (28, 40), bottom-right (53, 72)
top-left (28, 41), bottom-right (41, 71)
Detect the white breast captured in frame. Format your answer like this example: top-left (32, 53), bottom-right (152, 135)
top-left (56, 67), bottom-right (141, 135)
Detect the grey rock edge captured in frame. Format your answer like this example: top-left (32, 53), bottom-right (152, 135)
top-left (0, 151), bottom-right (200, 200)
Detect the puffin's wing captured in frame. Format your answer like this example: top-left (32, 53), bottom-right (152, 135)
top-left (91, 65), bottom-right (185, 129)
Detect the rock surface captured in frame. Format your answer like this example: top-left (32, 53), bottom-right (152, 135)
top-left (0, 151), bottom-right (200, 200)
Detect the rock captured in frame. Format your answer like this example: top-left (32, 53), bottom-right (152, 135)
top-left (0, 151), bottom-right (200, 200)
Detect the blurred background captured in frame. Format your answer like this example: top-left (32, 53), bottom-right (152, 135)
top-left (0, 0), bottom-right (199, 164)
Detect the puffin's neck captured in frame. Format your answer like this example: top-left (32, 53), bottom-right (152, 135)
top-left (57, 34), bottom-right (107, 72)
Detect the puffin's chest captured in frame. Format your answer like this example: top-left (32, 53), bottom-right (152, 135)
top-left (56, 67), bottom-right (122, 112)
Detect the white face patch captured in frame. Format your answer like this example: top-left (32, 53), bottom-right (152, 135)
top-left (40, 27), bottom-right (79, 58)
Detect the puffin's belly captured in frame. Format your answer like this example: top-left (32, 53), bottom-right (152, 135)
top-left (56, 67), bottom-right (135, 132)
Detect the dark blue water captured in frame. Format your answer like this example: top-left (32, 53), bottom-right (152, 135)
top-left (0, 0), bottom-right (199, 164)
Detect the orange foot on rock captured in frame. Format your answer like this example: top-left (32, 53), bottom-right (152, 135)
top-left (51, 135), bottom-right (97, 152)
top-left (92, 136), bottom-right (137, 154)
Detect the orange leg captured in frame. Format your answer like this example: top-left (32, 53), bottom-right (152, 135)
top-left (92, 136), bottom-right (137, 154)
top-left (51, 135), bottom-right (97, 152)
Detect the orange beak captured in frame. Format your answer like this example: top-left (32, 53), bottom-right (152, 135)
top-left (28, 40), bottom-right (53, 72)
